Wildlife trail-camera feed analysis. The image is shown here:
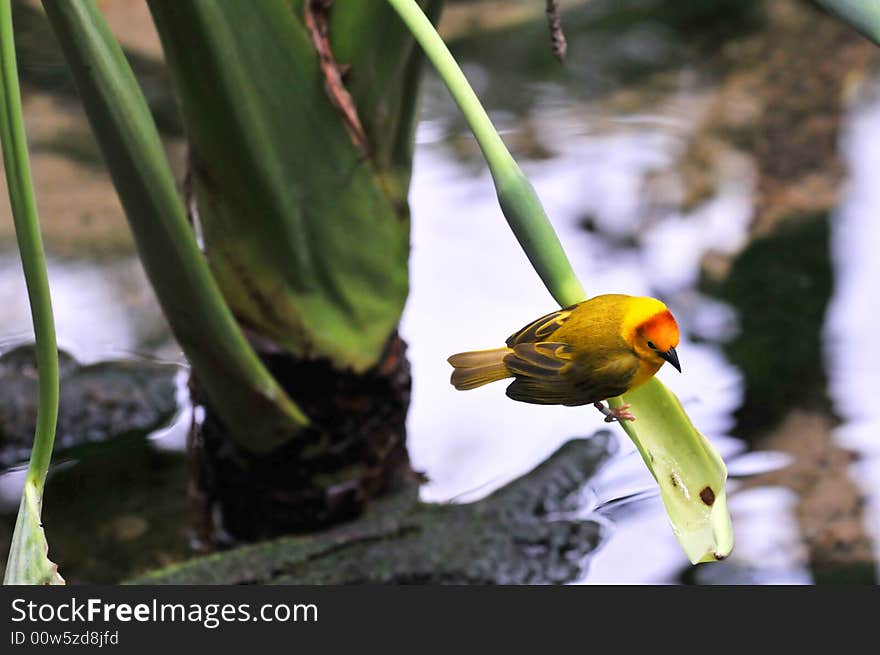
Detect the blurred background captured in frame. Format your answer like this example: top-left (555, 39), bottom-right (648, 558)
top-left (1, 0), bottom-right (878, 584)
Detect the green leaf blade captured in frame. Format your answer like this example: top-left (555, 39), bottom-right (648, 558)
top-left (149, 0), bottom-right (417, 371)
top-left (4, 484), bottom-right (64, 585)
top-left (612, 379), bottom-right (734, 564)
top-left (41, 0), bottom-right (309, 452)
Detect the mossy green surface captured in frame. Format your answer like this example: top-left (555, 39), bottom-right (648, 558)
top-left (131, 434), bottom-right (613, 585)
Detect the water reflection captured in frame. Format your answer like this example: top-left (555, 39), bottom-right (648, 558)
top-left (0, 0), bottom-right (877, 584)
top-left (0, 385), bottom-right (192, 583)
top-left (697, 486), bottom-right (812, 585)
top-left (0, 253), bottom-right (175, 362)
top-left (826, 80), bottom-right (880, 577)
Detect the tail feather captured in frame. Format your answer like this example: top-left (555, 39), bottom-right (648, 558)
top-left (448, 347), bottom-right (513, 390)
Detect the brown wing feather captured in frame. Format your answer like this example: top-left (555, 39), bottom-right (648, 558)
top-left (505, 379), bottom-right (575, 405)
top-left (565, 354), bottom-right (640, 405)
top-left (503, 342), bottom-right (578, 404)
top-left (505, 307), bottom-right (574, 347)
top-left (505, 348), bottom-right (640, 406)
top-left (504, 342), bottom-right (574, 378)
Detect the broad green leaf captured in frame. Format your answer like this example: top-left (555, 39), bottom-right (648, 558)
top-left (41, 0), bottom-right (309, 452)
top-left (148, 0), bottom-right (427, 371)
top-left (329, 0), bottom-right (443, 200)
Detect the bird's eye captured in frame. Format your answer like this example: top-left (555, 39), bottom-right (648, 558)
top-left (647, 341), bottom-right (656, 350)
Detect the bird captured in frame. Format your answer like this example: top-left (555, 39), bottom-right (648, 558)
top-left (447, 294), bottom-right (681, 422)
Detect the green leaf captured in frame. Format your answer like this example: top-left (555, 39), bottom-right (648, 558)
top-left (814, 0), bottom-right (880, 45)
top-left (41, 0), bottom-right (309, 453)
top-left (329, 0), bottom-right (443, 200)
top-left (611, 379), bottom-right (733, 564)
top-left (4, 484), bottom-right (64, 585)
top-left (148, 0), bottom-right (419, 371)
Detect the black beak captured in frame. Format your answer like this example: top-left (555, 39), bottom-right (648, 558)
top-left (662, 346), bottom-right (681, 373)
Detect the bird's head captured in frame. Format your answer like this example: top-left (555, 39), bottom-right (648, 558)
top-left (623, 297), bottom-right (682, 372)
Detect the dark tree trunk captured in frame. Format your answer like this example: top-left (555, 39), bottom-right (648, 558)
top-left (187, 333), bottom-right (416, 545)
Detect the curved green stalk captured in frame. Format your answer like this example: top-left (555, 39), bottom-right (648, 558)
top-left (390, 0), bottom-right (733, 563)
top-left (41, 0), bottom-right (309, 453)
top-left (386, 0), bottom-right (585, 307)
top-left (0, 0), bottom-right (63, 584)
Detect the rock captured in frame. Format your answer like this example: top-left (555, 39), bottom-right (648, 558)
top-left (108, 515), bottom-right (150, 542)
top-left (0, 344), bottom-right (179, 470)
top-left (130, 433), bottom-right (615, 585)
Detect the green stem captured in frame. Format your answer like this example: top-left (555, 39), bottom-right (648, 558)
top-left (0, 0), bottom-right (59, 494)
top-left (386, 0), bottom-right (586, 307)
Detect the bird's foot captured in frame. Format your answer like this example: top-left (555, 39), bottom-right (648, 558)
top-left (594, 402), bottom-right (636, 423)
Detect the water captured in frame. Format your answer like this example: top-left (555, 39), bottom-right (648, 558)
top-left (1, 0), bottom-right (878, 583)
top-left (0, 255), bottom-right (177, 363)
top-left (404, 86), bottom-right (753, 583)
top-left (825, 79), bottom-right (880, 576)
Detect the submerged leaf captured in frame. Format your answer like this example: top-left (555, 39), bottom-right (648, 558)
top-left (3, 483), bottom-right (64, 585)
top-left (612, 378), bottom-right (733, 564)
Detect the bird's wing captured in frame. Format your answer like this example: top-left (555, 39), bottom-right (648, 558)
top-left (505, 378), bottom-right (578, 405)
top-left (504, 344), bottom-right (639, 406)
top-left (571, 355), bottom-right (640, 403)
top-left (505, 307), bottom-right (574, 346)
top-left (504, 342), bottom-right (575, 378)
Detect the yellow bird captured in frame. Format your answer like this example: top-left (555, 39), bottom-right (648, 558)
top-left (447, 294), bottom-right (681, 422)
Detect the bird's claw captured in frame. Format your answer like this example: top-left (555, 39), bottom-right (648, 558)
top-left (594, 402), bottom-right (636, 423)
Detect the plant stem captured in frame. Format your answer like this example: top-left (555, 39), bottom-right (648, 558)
top-left (386, 0), bottom-right (586, 307)
top-left (0, 0), bottom-right (59, 494)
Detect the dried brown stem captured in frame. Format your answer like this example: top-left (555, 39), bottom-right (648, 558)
top-left (545, 0), bottom-right (567, 63)
top-left (303, 0), bottom-right (369, 156)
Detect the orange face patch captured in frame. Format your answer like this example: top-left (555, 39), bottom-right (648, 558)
top-left (637, 310), bottom-right (680, 352)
